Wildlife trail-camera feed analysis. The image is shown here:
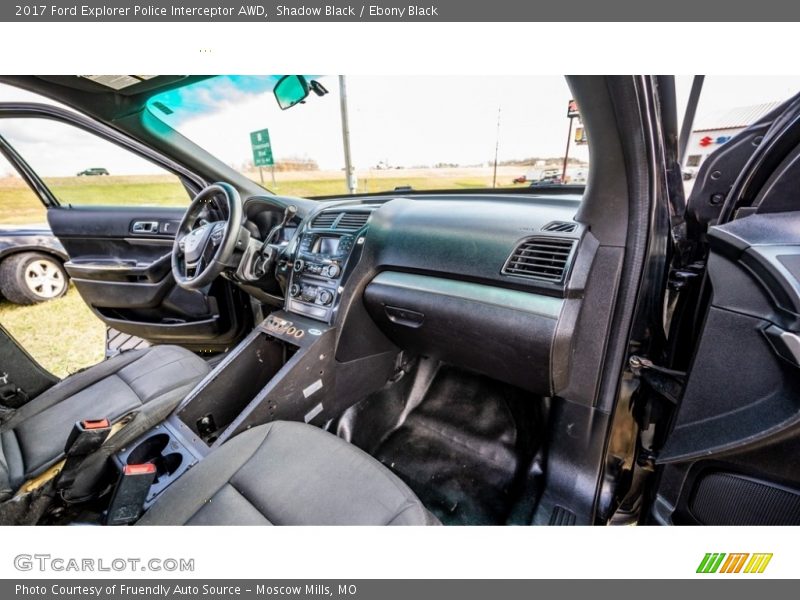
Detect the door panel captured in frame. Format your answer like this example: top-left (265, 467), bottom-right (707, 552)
top-left (648, 90), bottom-right (800, 526)
top-left (651, 210), bottom-right (800, 525)
top-left (47, 205), bottom-right (183, 240)
top-left (48, 205), bottom-right (246, 350)
top-left (0, 106), bottom-right (247, 353)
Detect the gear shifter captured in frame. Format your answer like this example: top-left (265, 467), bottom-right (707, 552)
top-left (265, 204), bottom-right (298, 245)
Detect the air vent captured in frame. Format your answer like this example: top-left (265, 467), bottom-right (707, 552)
top-left (311, 212), bottom-right (338, 229)
top-left (310, 210), bottom-right (371, 230)
top-left (335, 212), bottom-right (370, 231)
top-left (542, 221), bottom-right (577, 233)
top-left (502, 237), bottom-right (576, 283)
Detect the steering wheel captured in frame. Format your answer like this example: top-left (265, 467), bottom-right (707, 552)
top-left (172, 182), bottom-right (243, 290)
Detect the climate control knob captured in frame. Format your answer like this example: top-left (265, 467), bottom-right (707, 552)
top-left (293, 259), bottom-right (305, 272)
top-left (289, 284), bottom-right (301, 297)
top-left (325, 264), bottom-right (340, 278)
top-left (318, 289), bottom-right (333, 306)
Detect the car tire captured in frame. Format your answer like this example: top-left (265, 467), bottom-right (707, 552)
top-left (0, 252), bottom-right (69, 305)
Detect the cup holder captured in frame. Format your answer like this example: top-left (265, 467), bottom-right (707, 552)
top-left (127, 433), bottom-right (169, 464)
top-left (126, 434), bottom-right (184, 483)
top-left (159, 452), bottom-right (183, 477)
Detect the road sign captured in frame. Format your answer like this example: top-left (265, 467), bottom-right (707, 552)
top-left (567, 99), bottom-right (580, 118)
top-left (250, 129), bottom-right (274, 167)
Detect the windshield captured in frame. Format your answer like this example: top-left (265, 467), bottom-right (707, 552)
top-left (147, 75), bottom-right (590, 197)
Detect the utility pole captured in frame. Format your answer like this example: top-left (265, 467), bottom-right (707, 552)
top-left (562, 115), bottom-right (574, 182)
top-left (492, 107), bottom-right (501, 188)
top-left (339, 75), bottom-right (357, 194)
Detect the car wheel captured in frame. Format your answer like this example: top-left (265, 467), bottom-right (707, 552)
top-left (0, 252), bottom-right (69, 305)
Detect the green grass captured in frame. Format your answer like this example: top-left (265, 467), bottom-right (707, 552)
top-left (1, 171), bottom-right (523, 224)
top-left (259, 176), bottom-right (516, 198)
top-left (47, 176), bottom-right (189, 207)
top-left (0, 182), bottom-right (47, 224)
top-left (0, 175), bottom-right (189, 225)
top-left (0, 285), bottom-right (106, 378)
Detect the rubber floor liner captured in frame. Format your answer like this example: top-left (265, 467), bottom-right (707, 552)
top-left (373, 366), bottom-right (541, 525)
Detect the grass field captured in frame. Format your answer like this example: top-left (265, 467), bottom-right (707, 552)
top-left (0, 174), bottom-right (189, 225)
top-left (0, 166), bottom-right (529, 224)
top-left (0, 166), bottom-right (533, 375)
top-left (246, 166), bottom-right (525, 198)
top-left (0, 286), bottom-right (105, 378)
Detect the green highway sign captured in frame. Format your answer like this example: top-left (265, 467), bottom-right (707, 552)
top-left (250, 128), bottom-right (274, 167)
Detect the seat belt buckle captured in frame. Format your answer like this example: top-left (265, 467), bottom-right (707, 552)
top-left (57, 418), bottom-right (112, 490)
top-left (65, 419), bottom-right (112, 456)
top-left (105, 463), bottom-right (157, 525)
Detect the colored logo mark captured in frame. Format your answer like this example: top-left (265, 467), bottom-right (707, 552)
top-left (697, 553), bottom-right (773, 574)
top-left (699, 135), bottom-right (733, 148)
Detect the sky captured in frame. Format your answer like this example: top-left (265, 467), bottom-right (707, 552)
top-left (153, 75), bottom-right (586, 171)
top-left (2, 75), bottom-right (800, 177)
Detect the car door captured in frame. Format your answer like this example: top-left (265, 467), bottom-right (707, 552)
top-left (0, 104), bottom-right (248, 353)
top-left (646, 91), bottom-right (800, 525)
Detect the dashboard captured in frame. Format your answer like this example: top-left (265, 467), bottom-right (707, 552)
top-left (242, 191), bottom-right (588, 396)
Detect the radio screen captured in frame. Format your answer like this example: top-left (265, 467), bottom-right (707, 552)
top-left (313, 236), bottom-right (340, 255)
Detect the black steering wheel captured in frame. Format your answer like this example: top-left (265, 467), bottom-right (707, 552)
top-left (172, 182), bottom-right (243, 290)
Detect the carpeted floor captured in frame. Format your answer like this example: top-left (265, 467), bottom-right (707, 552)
top-left (368, 366), bottom-right (543, 525)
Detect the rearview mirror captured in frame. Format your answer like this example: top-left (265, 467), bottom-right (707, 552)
top-left (274, 75), bottom-right (310, 110)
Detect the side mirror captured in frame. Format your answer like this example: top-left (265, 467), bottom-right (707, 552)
top-left (274, 75), bottom-right (310, 110)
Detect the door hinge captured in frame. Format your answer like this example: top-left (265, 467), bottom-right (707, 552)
top-left (667, 260), bottom-right (705, 291)
top-left (629, 355), bottom-right (686, 405)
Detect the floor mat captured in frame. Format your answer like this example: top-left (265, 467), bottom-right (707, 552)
top-left (373, 366), bottom-right (541, 525)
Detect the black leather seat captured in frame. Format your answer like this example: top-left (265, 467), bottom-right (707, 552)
top-left (138, 421), bottom-right (439, 526)
top-left (0, 345), bottom-right (209, 501)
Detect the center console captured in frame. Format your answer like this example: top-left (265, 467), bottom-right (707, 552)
top-left (111, 205), bottom-right (382, 513)
top-left (112, 311), bottom-right (338, 514)
top-left (285, 207), bottom-right (374, 322)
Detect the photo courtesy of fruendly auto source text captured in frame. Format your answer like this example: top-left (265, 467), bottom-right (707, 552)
top-left (0, 0), bottom-right (799, 591)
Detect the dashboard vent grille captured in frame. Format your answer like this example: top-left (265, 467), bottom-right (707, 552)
top-left (310, 211), bottom-right (371, 230)
top-left (311, 212), bottom-right (338, 229)
top-left (503, 237), bottom-right (576, 283)
top-left (335, 212), bottom-right (370, 231)
top-left (542, 221), bottom-right (577, 233)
